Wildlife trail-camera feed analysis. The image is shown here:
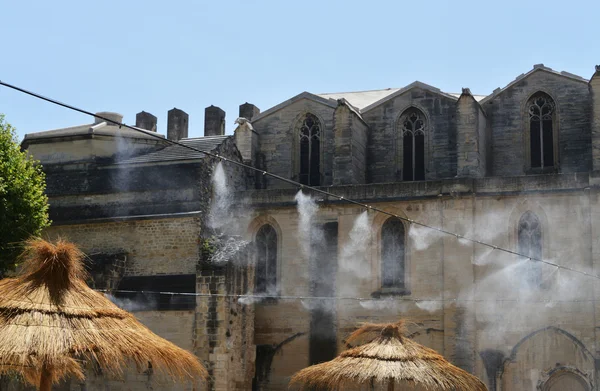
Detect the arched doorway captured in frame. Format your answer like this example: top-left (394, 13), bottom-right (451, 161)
top-left (542, 371), bottom-right (590, 391)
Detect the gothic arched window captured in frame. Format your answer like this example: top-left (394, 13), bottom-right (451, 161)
top-left (400, 108), bottom-right (426, 181)
top-left (298, 113), bottom-right (321, 186)
top-left (255, 224), bottom-right (277, 293)
top-left (518, 211), bottom-right (542, 287)
top-left (381, 218), bottom-right (406, 289)
top-left (528, 93), bottom-right (556, 169)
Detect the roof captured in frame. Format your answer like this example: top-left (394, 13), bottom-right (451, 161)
top-left (23, 121), bottom-right (163, 143)
top-left (317, 88), bottom-right (401, 110)
top-left (119, 135), bottom-right (230, 164)
top-left (252, 83), bottom-right (484, 123)
top-left (480, 64), bottom-right (588, 104)
top-left (448, 93), bottom-right (487, 102)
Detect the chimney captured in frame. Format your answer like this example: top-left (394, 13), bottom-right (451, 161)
top-left (94, 112), bottom-right (123, 125)
top-left (239, 103), bottom-right (260, 121)
top-left (204, 105), bottom-right (225, 137)
top-left (167, 108), bottom-right (189, 141)
top-left (135, 111), bottom-right (157, 132)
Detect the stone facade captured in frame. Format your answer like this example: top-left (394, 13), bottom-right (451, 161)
top-left (19, 64), bottom-right (600, 391)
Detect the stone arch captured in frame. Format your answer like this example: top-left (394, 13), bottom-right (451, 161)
top-left (508, 200), bottom-right (549, 257)
top-left (507, 200), bottom-right (551, 289)
top-left (371, 207), bottom-right (411, 294)
top-left (290, 111), bottom-right (327, 186)
top-left (521, 89), bottom-right (561, 173)
top-left (247, 215), bottom-right (283, 293)
top-left (539, 367), bottom-right (592, 391)
top-left (394, 104), bottom-right (431, 181)
top-left (499, 327), bottom-right (594, 391)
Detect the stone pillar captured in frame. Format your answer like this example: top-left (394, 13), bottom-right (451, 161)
top-left (239, 103), bottom-right (260, 121)
top-left (332, 99), bottom-right (367, 185)
top-left (456, 88), bottom-right (486, 177)
top-left (195, 251), bottom-right (255, 390)
top-left (234, 118), bottom-right (259, 166)
top-left (167, 108), bottom-right (189, 141)
top-left (590, 66), bottom-right (600, 172)
top-left (135, 111), bottom-right (157, 132)
top-left (205, 106), bottom-right (226, 137)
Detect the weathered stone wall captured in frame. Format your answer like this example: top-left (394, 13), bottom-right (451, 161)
top-left (47, 216), bottom-right (201, 275)
top-left (246, 172), bottom-right (599, 391)
top-left (252, 98), bottom-right (336, 188)
top-left (484, 69), bottom-right (591, 176)
top-left (456, 91), bottom-right (487, 177)
top-left (362, 87), bottom-right (458, 183)
top-left (333, 101), bottom-right (368, 185)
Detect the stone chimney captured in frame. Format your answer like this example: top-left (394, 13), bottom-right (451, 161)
top-left (590, 66), bottom-right (600, 173)
top-left (94, 112), bottom-right (123, 125)
top-left (239, 103), bottom-right (260, 120)
top-left (205, 106), bottom-right (225, 137)
top-left (135, 111), bottom-right (157, 132)
top-left (167, 108), bottom-right (189, 141)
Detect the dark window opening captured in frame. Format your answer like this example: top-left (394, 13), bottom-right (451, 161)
top-left (518, 211), bottom-right (542, 287)
top-left (401, 109), bottom-right (426, 181)
top-left (528, 94), bottom-right (555, 169)
top-left (381, 218), bottom-right (406, 289)
top-left (114, 274), bottom-right (196, 311)
top-left (299, 114), bottom-right (322, 186)
top-left (255, 224), bottom-right (277, 294)
top-left (309, 222), bottom-right (338, 366)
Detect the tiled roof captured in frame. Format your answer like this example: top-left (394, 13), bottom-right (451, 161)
top-left (119, 135), bottom-right (230, 164)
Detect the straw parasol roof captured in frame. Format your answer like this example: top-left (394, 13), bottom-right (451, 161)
top-left (0, 238), bottom-right (207, 390)
top-left (290, 321), bottom-right (487, 391)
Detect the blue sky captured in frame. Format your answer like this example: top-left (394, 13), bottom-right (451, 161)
top-left (1, 0), bottom-right (598, 142)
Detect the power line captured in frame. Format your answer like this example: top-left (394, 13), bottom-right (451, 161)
top-left (1, 80), bottom-right (598, 281)
top-left (100, 289), bottom-right (596, 304)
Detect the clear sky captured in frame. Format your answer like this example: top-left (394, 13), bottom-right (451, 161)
top-left (1, 0), bottom-right (598, 142)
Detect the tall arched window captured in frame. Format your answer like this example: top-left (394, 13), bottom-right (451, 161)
top-left (528, 93), bottom-right (556, 169)
top-left (400, 108), bottom-right (426, 181)
top-left (518, 211), bottom-right (542, 287)
top-left (298, 113), bottom-right (321, 186)
top-left (255, 224), bottom-right (277, 293)
top-left (381, 218), bottom-right (406, 289)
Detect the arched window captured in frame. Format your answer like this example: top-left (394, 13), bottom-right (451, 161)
top-left (518, 211), bottom-right (542, 287)
top-left (381, 218), bottom-right (406, 289)
top-left (528, 93), bottom-right (556, 169)
top-left (400, 108), bottom-right (426, 181)
top-left (298, 113), bottom-right (321, 186)
top-left (255, 224), bottom-right (277, 293)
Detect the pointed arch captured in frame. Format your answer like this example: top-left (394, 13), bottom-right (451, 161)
top-left (381, 217), bottom-right (406, 288)
top-left (372, 208), bottom-right (411, 294)
top-left (525, 91), bottom-right (559, 172)
top-left (500, 327), bottom-right (595, 391)
top-left (397, 107), bottom-right (428, 181)
top-left (255, 224), bottom-right (277, 294)
top-left (518, 210), bottom-right (542, 287)
top-left (294, 113), bottom-right (322, 186)
top-left (248, 215), bottom-right (283, 295)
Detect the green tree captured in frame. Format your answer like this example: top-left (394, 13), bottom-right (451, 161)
top-left (0, 114), bottom-right (50, 274)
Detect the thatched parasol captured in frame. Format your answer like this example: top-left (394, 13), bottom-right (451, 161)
top-left (0, 238), bottom-right (208, 390)
top-left (290, 321), bottom-right (487, 391)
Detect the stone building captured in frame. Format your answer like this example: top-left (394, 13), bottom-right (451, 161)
top-left (21, 64), bottom-right (600, 391)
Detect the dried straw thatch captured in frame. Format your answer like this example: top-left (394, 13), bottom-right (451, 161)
top-left (290, 321), bottom-right (487, 391)
top-left (0, 238), bottom-right (207, 390)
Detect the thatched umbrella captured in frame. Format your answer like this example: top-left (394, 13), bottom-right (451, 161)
top-left (290, 321), bottom-right (487, 391)
top-left (0, 239), bottom-right (208, 390)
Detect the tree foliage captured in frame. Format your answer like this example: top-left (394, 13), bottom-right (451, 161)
top-left (0, 114), bottom-right (50, 274)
